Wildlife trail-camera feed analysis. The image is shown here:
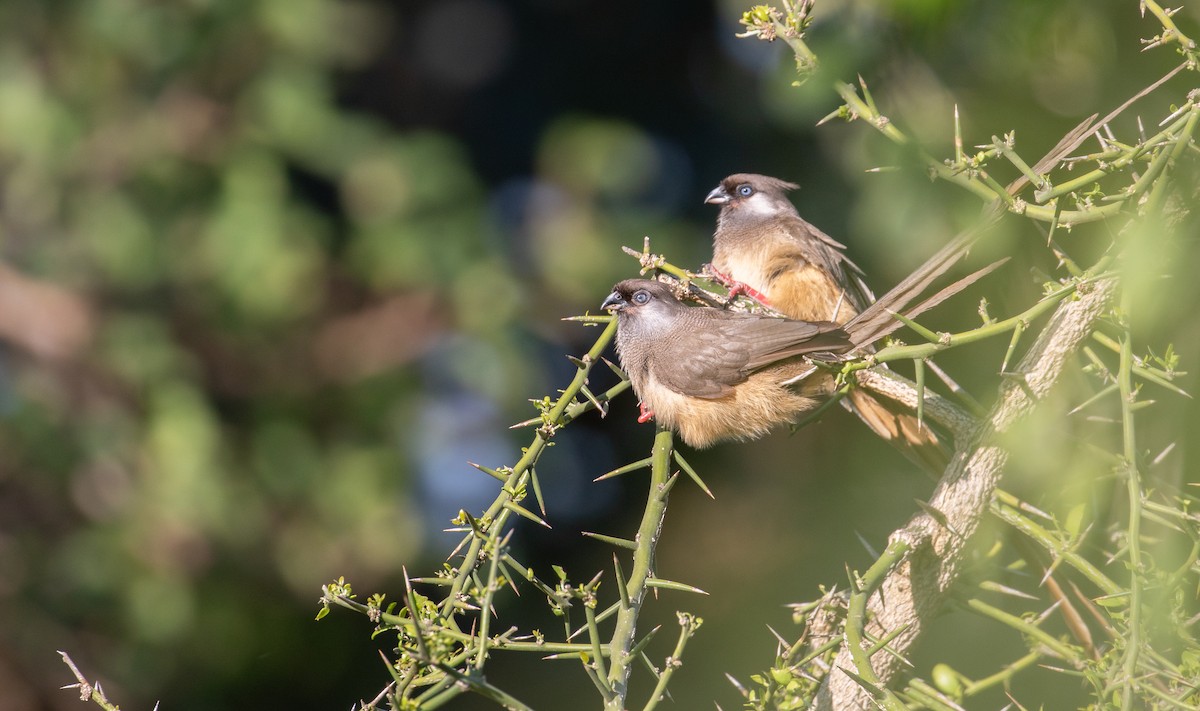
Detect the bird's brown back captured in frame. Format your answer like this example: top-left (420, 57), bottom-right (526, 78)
top-left (713, 213), bottom-right (872, 325)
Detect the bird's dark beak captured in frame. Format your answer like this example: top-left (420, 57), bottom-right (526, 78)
top-left (704, 185), bottom-right (730, 205)
top-left (601, 291), bottom-right (625, 312)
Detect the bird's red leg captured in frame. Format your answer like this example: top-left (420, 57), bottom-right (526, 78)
top-left (637, 402), bottom-right (655, 423)
top-left (704, 264), bottom-right (771, 306)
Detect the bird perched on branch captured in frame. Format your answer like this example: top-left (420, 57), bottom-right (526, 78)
top-left (703, 173), bottom-right (946, 466)
top-left (705, 173), bottom-right (874, 323)
top-left (603, 279), bottom-right (846, 448)
top-left (602, 225), bottom-right (1002, 449)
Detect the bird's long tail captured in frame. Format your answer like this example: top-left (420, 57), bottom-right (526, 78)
top-left (845, 389), bottom-right (950, 473)
top-left (833, 210), bottom-right (1005, 474)
top-left (842, 209), bottom-right (1007, 350)
top-left (824, 112), bottom-right (1104, 469)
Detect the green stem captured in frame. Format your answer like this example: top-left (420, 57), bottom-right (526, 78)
top-left (770, 7), bottom-right (818, 76)
top-left (994, 134), bottom-right (1047, 191)
top-left (1143, 0), bottom-right (1198, 54)
top-left (1118, 288), bottom-right (1143, 711)
top-left (473, 534), bottom-right (507, 669)
top-left (1143, 106), bottom-right (1200, 217)
top-left (336, 590), bottom-right (625, 657)
top-left (585, 599), bottom-right (612, 693)
top-left (831, 80), bottom-right (1127, 225)
top-left (642, 614), bottom-right (701, 711)
top-left (829, 76), bottom-right (1200, 228)
top-left (844, 539), bottom-right (911, 710)
top-left (961, 650), bottom-right (1042, 696)
top-left (1033, 110), bottom-right (1193, 202)
top-left (419, 664), bottom-right (535, 711)
top-left (441, 319), bottom-right (619, 617)
top-left (962, 598), bottom-right (1079, 660)
top-left (605, 428), bottom-right (675, 709)
top-left (990, 492), bottom-right (1123, 596)
top-left (860, 279), bottom-right (1084, 367)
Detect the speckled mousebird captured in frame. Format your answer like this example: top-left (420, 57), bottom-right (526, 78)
top-left (702, 173), bottom-right (948, 467)
top-left (601, 243), bottom-right (1002, 450)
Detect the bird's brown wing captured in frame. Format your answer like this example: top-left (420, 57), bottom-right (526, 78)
top-left (654, 313), bottom-right (848, 400)
top-left (761, 217), bottom-right (875, 320)
top-left (797, 218), bottom-right (876, 306)
top-left (734, 317), bottom-right (850, 371)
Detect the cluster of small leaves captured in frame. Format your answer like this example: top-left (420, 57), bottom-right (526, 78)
top-left (731, 587), bottom-right (850, 709)
top-left (738, 0), bottom-right (819, 83)
top-left (739, 0), bottom-right (815, 42)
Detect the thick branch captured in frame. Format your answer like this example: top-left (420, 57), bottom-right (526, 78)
top-left (815, 276), bottom-right (1117, 710)
top-left (855, 368), bottom-right (975, 441)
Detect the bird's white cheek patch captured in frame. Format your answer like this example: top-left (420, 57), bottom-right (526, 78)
top-left (741, 194), bottom-right (780, 218)
top-left (637, 309), bottom-right (677, 333)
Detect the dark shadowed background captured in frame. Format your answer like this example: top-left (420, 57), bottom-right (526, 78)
top-left (2, 0), bottom-right (1198, 709)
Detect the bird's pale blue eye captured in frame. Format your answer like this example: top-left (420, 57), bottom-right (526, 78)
top-left (737, 184), bottom-right (753, 197)
top-left (632, 290), bottom-right (650, 305)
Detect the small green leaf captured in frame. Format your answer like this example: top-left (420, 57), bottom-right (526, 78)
top-left (1064, 503), bottom-right (1086, 539)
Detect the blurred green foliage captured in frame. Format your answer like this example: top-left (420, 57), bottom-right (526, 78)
top-left (1, 0), bottom-right (1199, 709)
top-left (0, 0), bottom-right (494, 706)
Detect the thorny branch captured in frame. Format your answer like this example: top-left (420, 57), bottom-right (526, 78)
top-left (816, 275), bottom-right (1118, 709)
top-left (730, 2), bottom-right (1199, 709)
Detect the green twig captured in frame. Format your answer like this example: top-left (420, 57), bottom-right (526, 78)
top-left (994, 133), bottom-right (1047, 191)
top-left (1142, 0), bottom-right (1199, 61)
top-left (990, 492), bottom-right (1122, 596)
top-left (642, 613), bottom-right (702, 711)
top-left (1033, 110), bottom-right (1193, 202)
top-left (1117, 290), bottom-right (1144, 711)
top-left (441, 319), bottom-right (618, 618)
top-left (843, 539), bottom-right (911, 710)
top-left (58, 652), bottom-right (123, 711)
top-left (860, 279), bottom-right (1085, 367)
top-left (584, 594), bottom-right (613, 696)
top-left (961, 650), bottom-right (1042, 696)
top-left (474, 534), bottom-right (506, 669)
top-left (962, 598), bottom-right (1079, 661)
top-left (605, 428), bottom-right (676, 709)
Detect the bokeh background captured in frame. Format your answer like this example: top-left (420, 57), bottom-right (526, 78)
top-left (2, 0), bottom-right (1198, 709)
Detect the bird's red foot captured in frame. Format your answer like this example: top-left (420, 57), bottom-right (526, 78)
top-left (637, 402), bottom-right (655, 423)
top-left (704, 264), bottom-right (771, 306)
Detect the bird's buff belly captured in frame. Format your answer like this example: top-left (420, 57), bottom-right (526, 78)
top-left (642, 371), bottom-right (832, 449)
